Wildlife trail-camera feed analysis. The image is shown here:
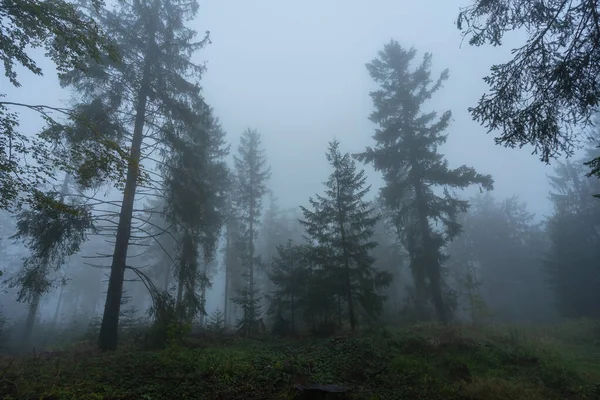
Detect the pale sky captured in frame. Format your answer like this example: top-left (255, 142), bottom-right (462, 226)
top-left (196, 0), bottom-right (558, 218)
top-left (3, 0), bottom-right (565, 219)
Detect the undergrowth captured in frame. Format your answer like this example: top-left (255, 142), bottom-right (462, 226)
top-left (0, 322), bottom-right (599, 399)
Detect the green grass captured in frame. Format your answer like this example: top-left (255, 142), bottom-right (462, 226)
top-left (1, 322), bottom-right (599, 399)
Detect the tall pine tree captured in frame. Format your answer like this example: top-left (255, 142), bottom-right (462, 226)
top-left (356, 40), bottom-right (493, 324)
top-left (301, 140), bottom-right (391, 332)
top-left (267, 239), bottom-right (306, 335)
top-left (231, 129), bottom-right (271, 336)
top-left (162, 105), bottom-right (229, 323)
top-left (57, 0), bottom-right (211, 350)
top-left (370, 197), bottom-right (406, 319)
top-left (256, 194), bottom-right (296, 321)
top-left (221, 191), bottom-right (243, 328)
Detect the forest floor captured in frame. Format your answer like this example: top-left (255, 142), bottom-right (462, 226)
top-left (0, 321), bottom-right (599, 399)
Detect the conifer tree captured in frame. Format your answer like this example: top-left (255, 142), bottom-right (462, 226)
top-left (257, 194), bottom-right (294, 319)
top-left (267, 240), bottom-right (306, 335)
top-left (162, 106), bottom-right (229, 323)
top-left (231, 129), bottom-right (271, 336)
top-left (460, 265), bottom-right (488, 327)
top-left (206, 309), bottom-right (225, 334)
top-left (9, 175), bottom-right (93, 346)
top-left (198, 259), bottom-right (219, 327)
top-left (300, 244), bottom-right (338, 334)
top-left (56, 0), bottom-right (212, 350)
top-left (301, 140), bottom-right (391, 332)
top-left (446, 193), bottom-right (552, 323)
top-left (370, 198), bottom-right (406, 317)
top-left (140, 196), bottom-right (178, 292)
top-left (222, 193), bottom-right (243, 328)
top-left (356, 40), bottom-right (493, 324)
top-left (545, 136), bottom-right (600, 318)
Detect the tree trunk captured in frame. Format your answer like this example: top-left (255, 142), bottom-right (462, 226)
top-left (427, 260), bottom-right (448, 324)
top-left (176, 233), bottom-right (198, 323)
top-left (291, 292), bottom-right (295, 334)
top-left (21, 294), bottom-right (40, 349)
top-left (163, 263), bottom-right (171, 292)
top-left (411, 164), bottom-right (447, 324)
top-left (248, 202), bottom-right (255, 337)
top-left (51, 283), bottom-right (66, 327)
top-left (336, 175), bottom-right (356, 332)
top-left (199, 260), bottom-right (208, 327)
top-left (337, 295), bottom-right (342, 330)
top-left (97, 52), bottom-right (152, 351)
top-left (343, 258), bottom-right (356, 332)
top-left (176, 259), bottom-right (185, 320)
top-left (411, 263), bottom-right (428, 318)
top-left (224, 223), bottom-right (230, 328)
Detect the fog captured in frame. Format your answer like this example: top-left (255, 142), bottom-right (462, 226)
top-left (1, 0), bottom-right (598, 355)
top-left (197, 0), bottom-right (554, 216)
top-left (196, 0), bottom-right (557, 313)
top-left (4, 0), bottom-right (555, 214)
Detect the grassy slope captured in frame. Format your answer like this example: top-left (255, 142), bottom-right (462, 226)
top-left (1, 323), bottom-right (599, 400)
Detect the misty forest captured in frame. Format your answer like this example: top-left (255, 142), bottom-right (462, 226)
top-left (1, 0), bottom-right (600, 399)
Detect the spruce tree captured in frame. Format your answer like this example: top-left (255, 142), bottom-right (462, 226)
top-left (206, 309), bottom-right (225, 334)
top-left (162, 106), bottom-right (229, 323)
top-left (57, 0), bottom-right (211, 350)
top-left (139, 196), bottom-right (178, 292)
top-left (301, 140), bottom-right (391, 332)
top-left (460, 265), bottom-right (488, 327)
top-left (222, 192), bottom-right (243, 328)
top-left (370, 197), bottom-right (406, 317)
top-left (9, 176), bottom-right (93, 346)
top-left (257, 194), bottom-right (293, 320)
top-left (545, 137), bottom-right (600, 318)
top-left (267, 240), bottom-right (306, 335)
top-left (231, 129), bottom-right (271, 336)
top-left (356, 40), bottom-right (493, 324)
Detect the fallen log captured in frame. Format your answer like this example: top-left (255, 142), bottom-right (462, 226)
top-left (293, 383), bottom-right (350, 399)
